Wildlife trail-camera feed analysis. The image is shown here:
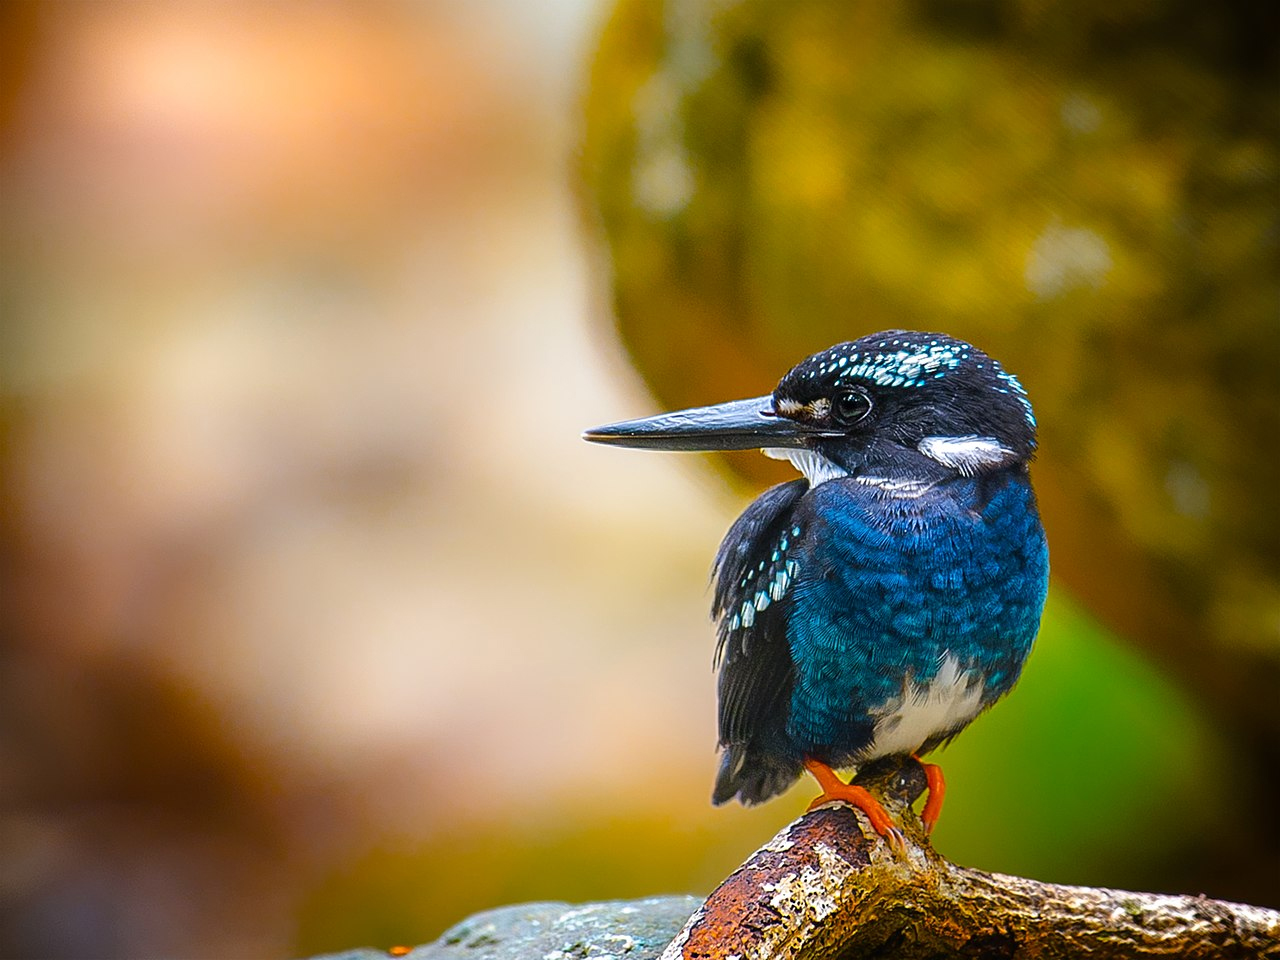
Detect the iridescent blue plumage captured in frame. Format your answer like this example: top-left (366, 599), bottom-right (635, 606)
top-left (586, 331), bottom-right (1049, 830)
top-left (784, 472), bottom-right (1046, 762)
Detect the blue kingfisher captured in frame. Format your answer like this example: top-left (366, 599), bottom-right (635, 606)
top-left (584, 331), bottom-right (1049, 841)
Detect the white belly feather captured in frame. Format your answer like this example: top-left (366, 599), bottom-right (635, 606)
top-left (864, 654), bottom-right (986, 759)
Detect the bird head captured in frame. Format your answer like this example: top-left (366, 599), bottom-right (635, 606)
top-left (585, 330), bottom-right (1036, 485)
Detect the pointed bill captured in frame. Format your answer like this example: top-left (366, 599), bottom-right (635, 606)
top-left (583, 395), bottom-right (837, 451)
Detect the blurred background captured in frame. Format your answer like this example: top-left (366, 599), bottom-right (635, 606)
top-left (0, 1), bottom-right (1276, 957)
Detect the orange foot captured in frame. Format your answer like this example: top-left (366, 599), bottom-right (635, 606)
top-left (803, 757), bottom-right (904, 848)
top-left (913, 754), bottom-right (946, 833)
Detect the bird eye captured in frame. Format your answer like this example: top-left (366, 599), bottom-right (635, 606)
top-left (832, 390), bottom-right (871, 425)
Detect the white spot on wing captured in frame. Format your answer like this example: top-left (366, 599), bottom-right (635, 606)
top-left (769, 569), bottom-right (790, 601)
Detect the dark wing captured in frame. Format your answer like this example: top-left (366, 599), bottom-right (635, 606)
top-left (710, 478), bottom-right (808, 804)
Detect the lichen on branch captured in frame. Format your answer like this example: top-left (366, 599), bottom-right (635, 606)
top-left (662, 759), bottom-right (1280, 960)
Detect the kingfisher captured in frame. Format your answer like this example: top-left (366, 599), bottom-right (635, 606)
top-left (584, 331), bottom-right (1049, 841)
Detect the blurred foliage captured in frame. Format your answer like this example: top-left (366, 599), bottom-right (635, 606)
top-left (0, 2), bottom-right (1274, 955)
top-left (582, 0), bottom-right (1278, 905)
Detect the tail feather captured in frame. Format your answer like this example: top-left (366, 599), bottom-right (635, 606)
top-left (712, 742), bottom-right (803, 806)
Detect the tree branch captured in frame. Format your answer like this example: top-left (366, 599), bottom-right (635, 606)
top-left (661, 759), bottom-right (1280, 960)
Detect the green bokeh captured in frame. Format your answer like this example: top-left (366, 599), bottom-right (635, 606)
top-left (934, 589), bottom-right (1225, 886)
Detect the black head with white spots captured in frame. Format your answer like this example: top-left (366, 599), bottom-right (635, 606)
top-left (768, 331), bottom-right (1036, 481)
top-left (584, 329), bottom-right (1036, 485)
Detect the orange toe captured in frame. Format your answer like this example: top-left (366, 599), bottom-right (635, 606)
top-left (803, 758), bottom-right (904, 847)
top-left (913, 754), bottom-right (946, 833)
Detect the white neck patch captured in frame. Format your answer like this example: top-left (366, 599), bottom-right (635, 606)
top-left (855, 475), bottom-right (936, 498)
top-left (918, 435), bottom-right (1016, 476)
top-left (763, 447), bottom-right (848, 487)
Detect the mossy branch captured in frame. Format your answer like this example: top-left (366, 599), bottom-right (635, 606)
top-left (661, 760), bottom-right (1280, 960)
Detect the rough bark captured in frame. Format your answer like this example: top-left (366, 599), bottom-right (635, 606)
top-left (663, 759), bottom-right (1280, 960)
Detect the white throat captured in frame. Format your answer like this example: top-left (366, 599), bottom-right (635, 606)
top-left (763, 447), bottom-right (848, 487)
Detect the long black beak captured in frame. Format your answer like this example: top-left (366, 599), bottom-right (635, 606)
top-left (583, 394), bottom-right (837, 451)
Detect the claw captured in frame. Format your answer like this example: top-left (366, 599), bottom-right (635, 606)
top-left (803, 757), bottom-right (904, 849)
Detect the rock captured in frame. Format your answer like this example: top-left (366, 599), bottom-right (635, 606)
top-left (308, 896), bottom-right (703, 960)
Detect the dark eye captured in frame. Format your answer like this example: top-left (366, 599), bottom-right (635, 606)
top-left (832, 389), bottom-right (872, 425)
